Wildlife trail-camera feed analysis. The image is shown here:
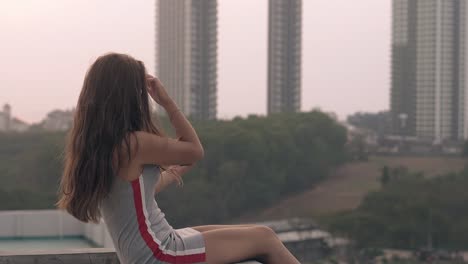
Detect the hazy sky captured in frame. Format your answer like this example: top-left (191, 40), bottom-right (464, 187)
top-left (0, 0), bottom-right (391, 123)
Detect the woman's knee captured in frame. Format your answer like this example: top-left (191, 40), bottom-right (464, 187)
top-left (251, 225), bottom-right (279, 240)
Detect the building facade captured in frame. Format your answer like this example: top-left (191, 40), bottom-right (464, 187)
top-left (0, 104), bottom-right (11, 131)
top-left (267, 0), bottom-right (302, 114)
top-left (0, 104), bottom-right (29, 132)
top-left (42, 109), bottom-right (74, 131)
top-left (391, 0), bottom-right (467, 142)
top-left (156, 0), bottom-right (218, 120)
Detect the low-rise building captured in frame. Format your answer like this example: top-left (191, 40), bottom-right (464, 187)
top-left (42, 109), bottom-right (74, 131)
top-left (0, 104), bottom-right (29, 132)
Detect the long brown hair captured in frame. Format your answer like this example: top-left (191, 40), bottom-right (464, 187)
top-left (57, 53), bottom-right (163, 223)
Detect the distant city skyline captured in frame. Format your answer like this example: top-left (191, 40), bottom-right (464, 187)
top-left (0, 0), bottom-right (391, 123)
top-left (0, 103), bottom-right (73, 132)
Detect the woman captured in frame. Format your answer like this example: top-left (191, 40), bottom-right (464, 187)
top-left (57, 53), bottom-right (299, 264)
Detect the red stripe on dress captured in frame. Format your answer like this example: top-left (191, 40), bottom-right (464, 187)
top-left (131, 178), bottom-right (206, 263)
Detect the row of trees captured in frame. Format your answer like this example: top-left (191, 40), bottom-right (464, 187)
top-left (0, 111), bottom-right (349, 227)
top-left (328, 167), bottom-right (468, 250)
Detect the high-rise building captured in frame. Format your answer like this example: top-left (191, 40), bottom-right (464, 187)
top-left (267, 0), bottom-right (302, 114)
top-left (156, 0), bottom-right (218, 120)
top-left (391, 0), bottom-right (467, 142)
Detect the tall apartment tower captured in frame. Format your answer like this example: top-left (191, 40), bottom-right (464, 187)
top-left (391, 0), bottom-right (467, 142)
top-left (267, 0), bottom-right (302, 114)
top-left (156, 0), bottom-right (218, 120)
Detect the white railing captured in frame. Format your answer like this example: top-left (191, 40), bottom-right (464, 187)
top-left (0, 209), bottom-right (113, 247)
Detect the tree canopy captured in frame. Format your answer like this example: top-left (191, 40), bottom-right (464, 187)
top-left (328, 167), bottom-right (468, 250)
top-left (0, 111), bottom-right (348, 227)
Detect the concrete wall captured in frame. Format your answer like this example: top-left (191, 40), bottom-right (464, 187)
top-left (0, 210), bottom-right (267, 263)
top-left (0, 210), bottom-right (112, 247)
top-left (0, 249), bottom-right (260, 264)
top-left (0, 210), bottom-right (262, 263)
top-left (0, 249), bottom-right (119, 264)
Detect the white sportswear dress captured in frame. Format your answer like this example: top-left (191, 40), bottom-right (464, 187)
top-left (100, 165), bottom-right (207, 264)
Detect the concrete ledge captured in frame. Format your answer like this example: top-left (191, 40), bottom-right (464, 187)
top-left (0, 248), bottom-right (119, 264)
top-left (0, 249), bottom-right (260, 264)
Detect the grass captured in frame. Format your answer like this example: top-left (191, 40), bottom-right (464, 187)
top-left (236, 156), bottom-right (467, 222)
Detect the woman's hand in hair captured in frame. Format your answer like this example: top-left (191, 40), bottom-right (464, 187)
top-left (146, 74), bottom-right (173, 107)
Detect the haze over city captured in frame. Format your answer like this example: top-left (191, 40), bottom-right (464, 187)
top-left (0, 0), bottom-right (390, 123)
top-left (3, 1), bottom-right (468, 263)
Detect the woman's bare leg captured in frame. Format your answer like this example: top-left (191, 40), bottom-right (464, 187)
top-left (200, 225), bottom-right (300, 264)
top-left (190, 224), bottom-right (256, 233)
